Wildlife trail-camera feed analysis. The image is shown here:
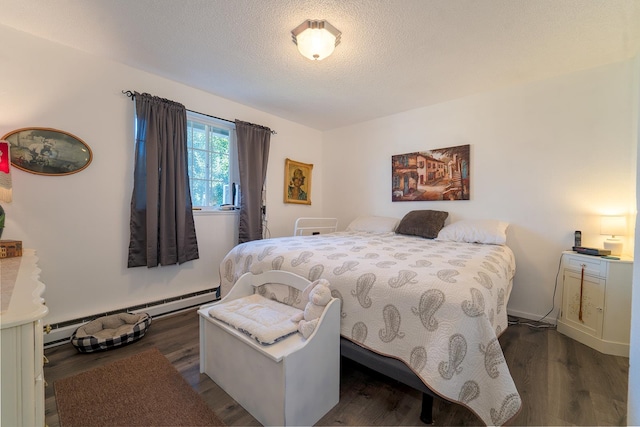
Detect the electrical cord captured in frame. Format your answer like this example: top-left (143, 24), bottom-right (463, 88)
top-left (508, 316), bottom-right (556, 329)
top-left (537, 253), bottom-right (562, 323)
top-left (507, 253), bottom-right (562, 330)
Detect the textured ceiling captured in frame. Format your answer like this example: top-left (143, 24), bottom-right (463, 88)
top-left (1, 0), bottom-right (639, 131)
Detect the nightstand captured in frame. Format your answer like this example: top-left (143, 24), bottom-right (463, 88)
top-left (1, 250), bottom-right (48, 426)
top-left (557, 251), bottom-right (633, 357)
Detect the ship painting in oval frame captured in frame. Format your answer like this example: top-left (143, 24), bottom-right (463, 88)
top-left (2, 127), bottom-right (92, 176)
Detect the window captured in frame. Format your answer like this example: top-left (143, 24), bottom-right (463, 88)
top-left (186, 112), bottom-right (238, 208)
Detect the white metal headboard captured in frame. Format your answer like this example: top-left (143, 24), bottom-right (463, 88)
top-left (293, 217), bottom-right (338, 236)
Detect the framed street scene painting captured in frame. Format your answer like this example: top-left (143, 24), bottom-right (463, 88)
top-left (392, 144), bottom-right (470, 201)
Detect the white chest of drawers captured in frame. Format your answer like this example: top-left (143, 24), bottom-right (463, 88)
top-left (1, 250), bottom-right (48, 426)
top-left (557, 251), bottom-right (633, 357)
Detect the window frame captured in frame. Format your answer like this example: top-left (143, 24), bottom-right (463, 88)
top-left (186, 111), bottom-right (238, 210)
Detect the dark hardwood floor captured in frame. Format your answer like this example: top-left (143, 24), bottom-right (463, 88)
top-left (44, 309), bottom-right (629, 426)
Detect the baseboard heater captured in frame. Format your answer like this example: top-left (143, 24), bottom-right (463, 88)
top-left (43, 287), bottom-right (220, 348)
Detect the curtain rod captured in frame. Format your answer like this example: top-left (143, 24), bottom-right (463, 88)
top-left (122, 90), bottom-right (276, 135)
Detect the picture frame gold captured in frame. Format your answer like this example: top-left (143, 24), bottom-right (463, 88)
top-left (2, 127), bottom-right (92, 176)
top-left (284, 158), bottom-right (312, 205)
top-left (392, 144), bottom-right (470, 201)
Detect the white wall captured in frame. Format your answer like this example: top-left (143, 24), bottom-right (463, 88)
top-left (0, 26), bottom-right (324, 325)
top-left (628, 52), bottom-right (640, 426)
top-left (323, 59), bottom-right (638, 321)
top-left (2, 24), bottom-right (637, 333)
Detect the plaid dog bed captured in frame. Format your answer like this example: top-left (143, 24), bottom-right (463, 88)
top-left (71, 312), bottom-right (152, 353)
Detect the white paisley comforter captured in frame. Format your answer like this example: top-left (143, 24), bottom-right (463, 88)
top-left (219, 231), bottom-right (521, 425)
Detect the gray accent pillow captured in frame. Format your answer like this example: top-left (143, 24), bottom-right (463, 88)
top-left (395, 210), bottom-right (449, 239)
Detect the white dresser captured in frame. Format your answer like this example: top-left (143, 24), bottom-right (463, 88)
top-left (557, 251), bottom-right (633, 357)
top-left (1, 250), bottom-right (48, 427)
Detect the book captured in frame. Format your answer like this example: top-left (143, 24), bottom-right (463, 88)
top-left (0, 239), bottom-right (23, 258)
top-left (572, 246), bottom-right (611, 256)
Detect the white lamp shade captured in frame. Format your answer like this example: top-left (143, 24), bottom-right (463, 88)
top-left (600, 216), bottom-right (627, 237)
top-left (292, 20), bottom-right (341, 61)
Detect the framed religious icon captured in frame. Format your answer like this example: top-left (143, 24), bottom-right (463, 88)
top-left (284, 158), bottom-right (312, 205)
top-left (2, 127), bottom-right (92, 176)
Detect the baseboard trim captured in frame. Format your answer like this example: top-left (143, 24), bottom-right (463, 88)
top-left (43, 288), bottom-right (219, 348)
top-left (506, 308), bottom-right (558, 325)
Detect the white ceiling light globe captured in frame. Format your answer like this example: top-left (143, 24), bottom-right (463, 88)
top-left (291, 20), bottom-right (341, 61)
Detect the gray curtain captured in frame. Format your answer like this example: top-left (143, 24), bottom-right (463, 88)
top-left (128, 92), bottom-right (199, 267)
top-left (236, 120), bottom-right (271, 243)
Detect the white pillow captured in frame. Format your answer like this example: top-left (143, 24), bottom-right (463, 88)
top-left (346, 216), bottom-right (400, 233)
top-left (436, 220), bottom-right (509, 245)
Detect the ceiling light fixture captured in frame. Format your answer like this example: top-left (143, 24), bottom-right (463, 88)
top-left (291, 19), bottom-right (341, 61)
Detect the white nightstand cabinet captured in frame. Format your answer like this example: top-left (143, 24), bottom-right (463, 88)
top-left (557, 251), bottom-right (632, 357)
top-left (1, 250), bottom-right (49, 427)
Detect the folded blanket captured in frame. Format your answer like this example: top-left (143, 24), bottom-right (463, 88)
top-left (208, 294), bottom-right (303, 345)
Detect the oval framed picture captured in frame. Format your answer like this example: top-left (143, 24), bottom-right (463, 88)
top-left (1, 127), bottom-right (92, 176)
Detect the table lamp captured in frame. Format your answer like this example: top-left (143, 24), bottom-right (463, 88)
top-left (600, 215), bottom-right (626, 256)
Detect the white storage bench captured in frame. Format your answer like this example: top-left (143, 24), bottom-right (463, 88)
top-left (198, 270), bottom-right (340, 426)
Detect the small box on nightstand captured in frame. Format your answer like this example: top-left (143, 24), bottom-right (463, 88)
top-left (0, 240), bottom-right (23, 258)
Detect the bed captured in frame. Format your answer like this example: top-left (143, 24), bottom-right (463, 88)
top-left (217, 212), bottom-right (522, 425)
